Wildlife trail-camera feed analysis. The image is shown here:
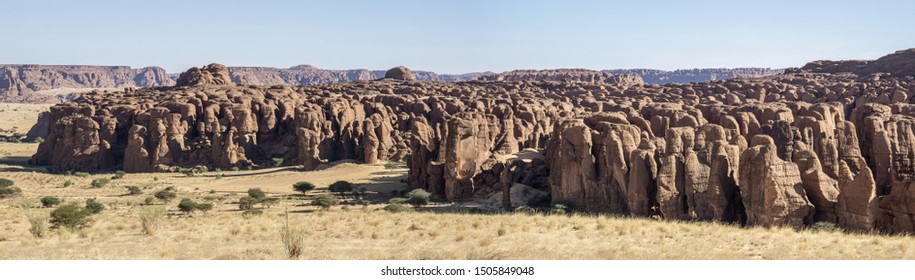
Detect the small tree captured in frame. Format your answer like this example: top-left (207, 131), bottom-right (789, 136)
top-left (50, 203), bottom-right (93, 229)
top-left (91, 178), bottom-right (110, 188)
top-left (328, 181), bottom-right (354, 195)
top-left (405, 189), bottom-right (431, 207)
top-left (41, 196), bottom-right (62, 208)
top-left (154, 190), bottom-right (177, 204)
top-left (311, 194), bottom-right (339, 211)
top-left (178, 198), bottom-right (198, 214)
top-left (293, 181), bottom-right (315, 195)
top-left (85, 199), bottom-right (105, 214)
top-left (238, 196), bottom-right (257, 210)
top-left (126, 186), bottom-right (142, 196)
top-left (247, 188), bottom-right (266, 200)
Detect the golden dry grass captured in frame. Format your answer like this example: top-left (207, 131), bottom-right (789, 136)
top-left (0, 103), bottom-right (52, 133)
top-left (1, 141), bottom-right (915, 259)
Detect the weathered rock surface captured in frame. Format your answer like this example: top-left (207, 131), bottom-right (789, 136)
top-left (32, 49), bottom-right (915, 233)
top-left (0, 65), bottom-right (173, 103)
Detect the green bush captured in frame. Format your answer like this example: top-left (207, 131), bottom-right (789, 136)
top-left (113, 170), bottom-right (126, 179)
top-left (196, 203), bottom-right (214, 213)
top-left (74, 172), bottom-right (90, 178)
top-left (144, 196), bottom-right (156, 205)
top-left (63, 180), bottom-right (73, 188)
top-left (195, 166), bottom-right (209, 174)
top-left (179, 168), bottom-right (195, 177)
top-left (230, 166), bottom-right (240, 172)
top-left (405, 189), bottom-right (431, 206)
top-left (311, 194), bottom-right (339, 211)
top-left (126, 186), bottom-right (142, 196)
top-left (40, 196), bottom-right (62, 208)
top-left (383, 162), bottom-right (401, 169)
top-left (178, 198), bottom-right (198, 214)
top-left (0, 186), bottom-right (21, 198)
top-left (154, 190), bottom-right (177, 203)
top-left (388, 197), bottom-right (409, 204)
top-left (91, 178), bottom-right (110, 188)
top-left (247, 188), bottom-right (266, 200)
top-left (260, 197), bottom-right (280, 208)
top-left (215, 173), bottom-right (224, 180)
top-left (328, 181), bottom-right (354, 195)
top-left (85, 199), bottom-right (105, 214)
top-left (812, 221), bottom-right (840, 232)
top-left (293, 181), bottom-right (315, 195)
top-left (272, 157), bottom-right (284, 167)
top-left (0, 178), bottom-right (13, 187)
top-left (383, 203), bottom-right (414, 213)
top-left (50, 203), bottom-right (93, 229)
top-left (238, 196), bottom-right (257, 210)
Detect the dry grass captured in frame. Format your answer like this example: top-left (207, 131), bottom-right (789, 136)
top-left (0, 103), bottom-right (51, 133)
top-left (1, 129), bottom-right (915, 259)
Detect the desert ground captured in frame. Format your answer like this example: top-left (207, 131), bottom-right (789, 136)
top-left (0, 103), bottom-right (52, 133)
top-left (0, 140), bottom-right (913, 259)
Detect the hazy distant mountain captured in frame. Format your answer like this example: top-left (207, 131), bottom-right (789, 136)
top-left (605, 68), bottom-right (783, 84)
top-left (0, 65), bottom-right (173, 103)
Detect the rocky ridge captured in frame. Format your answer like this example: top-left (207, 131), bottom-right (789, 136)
top-left (0, 65), bottom-right (173, 103)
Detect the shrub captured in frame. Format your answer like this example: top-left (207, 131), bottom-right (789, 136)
top-left (144, 196), bottom-right (156, 205)
top-left (230, 166), bottom-right (240, 172)
top-left (247, 188), bottom-right (266, 200)
top-left (85, 199), bottom-right (105, 214)
top-left (195, 166), bottom-right (209, 174)
top-left (293, 181), bottom-right (315, 195)
top-left (0, 178), bottom-right (13, 187)
top-left (550, 203), bottom-right (570, 215)
top-left (32, 137), bottom-right (44, 143)
top-left (384, 203), bottom-right (414, 213)
top-left (271, 157), bottom-right (284, 167)
top-left (328, 181), bottom-right (354, 195)
top-left (154, 190), bottom-right (177, 203)
top-left (215, 173), bottom-right (224, 180)
top-left (40, 196), bottom-right (62, 208)
top-left (26, 210), bottom-right (50, 238)
top-left (812, 221), bottom-right (840, 232)
top-left (238, 196), bottom-right (257, 210)
top-left (242, 208), bottom-right (263, 217)
top-left (311, 194), bottom-right (339, 210)
top-left (126, 186), bottom-right (142, 196)
top-left (405, 189), bottom-right (431, 206)
top-left (113, 170), bottom-right (126, 179)
top-left (137, 206), bottom-right (166, 236)
top-left (178, 198), bottom-right (199, 214)
top-left (388, 197), bottom-right (409, 204)
top-left (196, 203), bottom-right (214, 213)
top-left (74, 172), bottom-right (90, 178)
top-left (383, 162), bottom-right (400, 169)
top-left (50, 203), bottom-right (93, 229)
top-left (514, 205), bottom-right (539, 214)
top-left (63, 180), bottom-right (73, 188)
top-left (91, 178), bottom-right (110, 188)
top-left (281, 219), bottom-right (305, 259)
top-left (179, 168), bottom-right (195, 177)
top-left (260, 197), bottom-right (280, 208)
top-left (0, 186), bottom-right (22, 199)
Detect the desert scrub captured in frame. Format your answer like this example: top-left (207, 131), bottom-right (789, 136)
top-left (271, 157), bottom-right (284, 167)
top-left (311, 194), bottom-right (340, 211)
top-left (62, 180), bottom-right (73, 188)
top-left (26, 209), bottom-right (50, 238)
top-left (281, 216), bottom-right (306, 259)
top-left (125, 186), bottom-right (142, 196)
top-left (40, 196), bottom-right (62, 208)
top-left (113, 170), bottom-right (126, 179)
top-left (293, 181), bottom-right (315, 195)
top-left (238, 196), bottom-right (257, 210)
top-left (0, 178), bottom-right (20, 199)
top-left (0, 178), bottom-right (13, 187)
top-left (329, 181), bottom-right (354, 195)
top-left (137, 205), bottom-right (166, 236)
top-left (247, 188), bottom-right (266, 200)
top-left (85, 198), bottom-right (105, 214)
top-left (91, 178), bottom-right (110, 188)
top-left (50, 203), bottom-right (93, 229)
top-left (154, 190), bottom-right (177, 203)
top-left (242, 208), bottom-right (264, 217)
top-left (383, 203), bottom-right (414, 213)
top-left (405, 189), bottom-right (431, 206)
top-left (73, 172), bottom-right (90, 178)
top-left (178, 198), bottom-right (214, 215)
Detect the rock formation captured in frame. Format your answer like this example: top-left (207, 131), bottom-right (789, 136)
top-left (0, 65), bottom-right (173, 103)
top-left (32, 48), bottom-right (915, 233)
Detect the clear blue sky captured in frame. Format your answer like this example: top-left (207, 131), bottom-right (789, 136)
top-left (3, 0), bottom-right (914, 73)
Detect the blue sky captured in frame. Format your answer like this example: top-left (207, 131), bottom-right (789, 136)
top-left (3, 0), bottom-right (914, 73)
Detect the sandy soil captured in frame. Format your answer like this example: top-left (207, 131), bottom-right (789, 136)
top-left (0, 103), bottom-right (52, 133)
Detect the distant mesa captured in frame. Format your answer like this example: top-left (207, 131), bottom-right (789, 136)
top-left (794, 48), bottom-right (915, 77)
top-left (383, 66), bottom-right (417, 81)
top-left (480, 69), bottom-right (645, 88)
top-left (175, 63), bottom-right (233, 87)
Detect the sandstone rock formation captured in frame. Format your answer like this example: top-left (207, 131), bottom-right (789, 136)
top-left (175, 64), bottom-right (233, 87)
top-left (607, 68), bottom-right (783, 84)
top-left (0, 65), bottom-right (173, 103)
top-left (32, 49), bottom-right (915, 233)
top-left (384, 66), bottom-right (417, 81)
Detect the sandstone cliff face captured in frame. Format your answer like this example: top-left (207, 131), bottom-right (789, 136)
top-left (32, 50), bottom-right (915, 233)
top-left (797, 48), bottom-right (915, 78)
top-left (480, 69), bottom-right (644, 88)
top-left (606, 68), bottom-right (783, 84)
top-left (0, 65), bottom-right (173, 103)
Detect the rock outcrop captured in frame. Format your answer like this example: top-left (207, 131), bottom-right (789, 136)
top-left (0, 65), bottom-right (173, 103)
top-left (384, 66), bottom-right (417, 81)
top-left (32, 49), bottom-right (915, 233)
